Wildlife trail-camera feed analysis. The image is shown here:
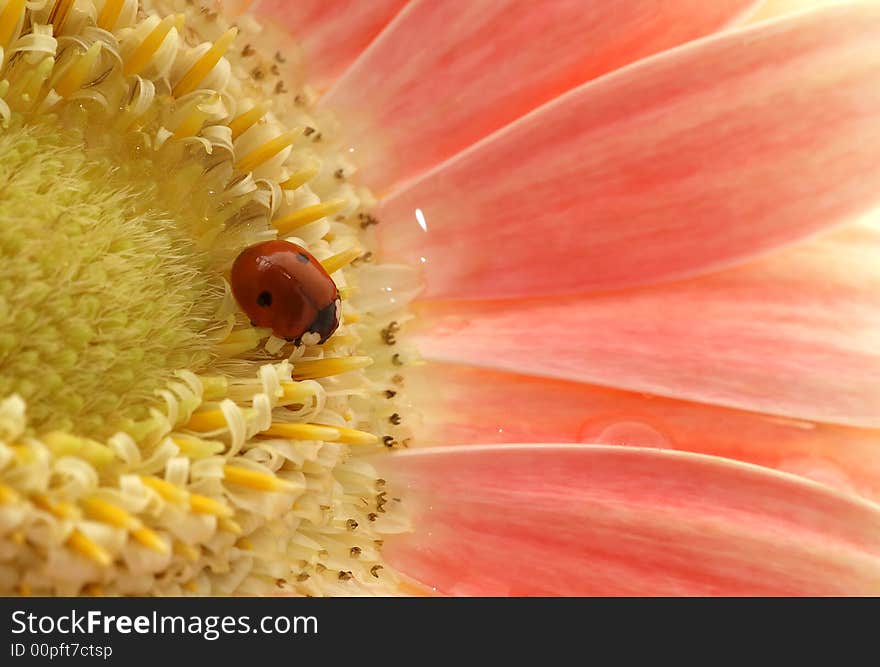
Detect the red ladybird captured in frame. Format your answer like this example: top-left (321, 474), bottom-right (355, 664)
top-left (230, 240), bottom-right (341, 344)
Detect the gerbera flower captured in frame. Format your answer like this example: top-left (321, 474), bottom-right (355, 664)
top-left (1, 0), bottom-right (879, 596)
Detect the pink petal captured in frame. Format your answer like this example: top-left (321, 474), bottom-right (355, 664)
top-left (411, 362), bottom-right (880, 501)
top-left (381, 445), bottom-right (880, 595)
top-left (323, 0), bottom-right (758, 193)
top-left (376, 3), bottom-right (880, 299)
top-left (412, 223), bottom-right (880, 427)
top-left (250, 0), bottom-right (407, 90)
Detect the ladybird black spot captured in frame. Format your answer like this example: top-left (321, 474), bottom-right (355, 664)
top-left (296, 253), bottom-right (310, 264)
top-left (256, 291), bottom-right (272, 307)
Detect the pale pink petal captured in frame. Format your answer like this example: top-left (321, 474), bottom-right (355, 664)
top-left (323, 0), bottom-right (758, 193)
top-left (746, 0), bottom-right (851, 23)
top-left (411, 362), bottom-right (880, 501)
top-left (381, 445), bottom-right (880, 595)
top-left (251, 0), bottom-right (408, 90)
top-left (376, 3), bottom-right (880, 299)
top-left (411, 224), bottom-right (880, 427)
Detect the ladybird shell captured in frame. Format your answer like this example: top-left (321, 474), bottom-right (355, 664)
top-left (230, 240), bottom-right (340, 343)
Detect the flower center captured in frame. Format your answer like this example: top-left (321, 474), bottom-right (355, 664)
top-left (0, 111), bottom-right (232, 436)
top-left (0, 0), bottom-right (419, 597)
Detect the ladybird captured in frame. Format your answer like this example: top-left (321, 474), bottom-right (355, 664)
top-left (230, 239), bottom-right (341, 344)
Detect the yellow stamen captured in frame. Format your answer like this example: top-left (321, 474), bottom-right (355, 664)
top-left (31, 494), bottom-right (78, 519)
top-left (236, 131), bottom-right (300, 173)
top-left (280, 381), bottom-right (315, 404)
top-left (48, 0), bottom-right (74, 32)
top-left (217, 327), bottom-right (269, 358)
top-left (41, 431), bottom-right (115, 467)
top-left (140, 475), bottom-right (232, 517)
top-left (82, 497), bottom-right (137, 529)
top-left (96, 0), bottom-right (125, 31)
top-left (273, 200), bottom-right (346, 235)
top-left (280, 167), bottom-right (319, 191)
top-left (260, 422), bottom-right (340, 442)
top-left (292, 356), bottom-right (373, 380)
top-left (123, 14), bottom-right (184, 77)
top-left (67, 529), bottom-right (112, 567)
top-left (0, 482), bottom-right (20, 504)
top-left (171, 434), bottom-right (225, 458)
top-left (198, 376), bottom-right (228, 401)
top-left (235, 537), bottom-right (253, 550)
top-left (132, 526), bottom-right (169, 554)
top-left (172, 93), bottom-right (218, 139)
top-left (174, 541), bottom-right (200, 562)
top-left (172, 27), bottom-right (238, 97)
top-left (184, 408), bottom-right (252, 432)
top-left (140, 475), bottom-right (187, 503)
top-left (0, 0), bottom-right (25, 48)
top-left (228, 102), bottom-right (266, 140)
top-left (81, 498), bottom-right (167, 553)
top-left (312, 424), bottom-right (379, 446)
top-left (55, 41), bottom-right (103, 98)
top-left (321, 247), bottom-right (362, 275)
top-left (223, 465), bottom-right (297, 493)
top-left (218, 517), bottom-right (242, 535)
top-left (188, 493), bottom-right (233, 517)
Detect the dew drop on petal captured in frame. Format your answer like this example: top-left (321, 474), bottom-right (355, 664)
top-left (415, 208), bottom-right (428, 233)
top-left (578, 419), bottom-right (671, 449)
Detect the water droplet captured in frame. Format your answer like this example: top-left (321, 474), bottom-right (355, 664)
top-left (415, 208), bottom-right (428, 232)
top-left (579, 419), bottom-right (671, 449)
